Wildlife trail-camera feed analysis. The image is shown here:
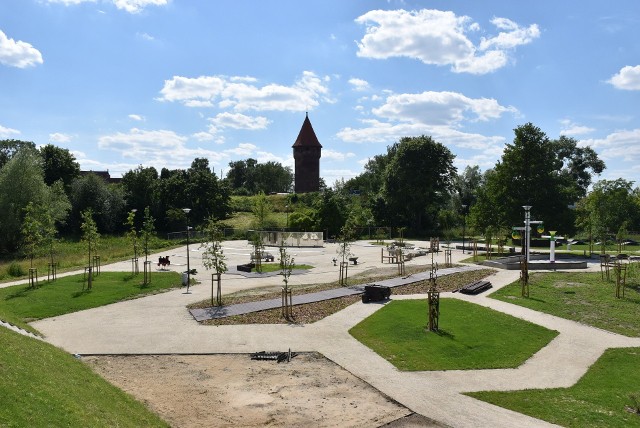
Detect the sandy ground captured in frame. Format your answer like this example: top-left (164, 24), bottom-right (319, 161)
top-left (83, 353), bottom-right (441, 428)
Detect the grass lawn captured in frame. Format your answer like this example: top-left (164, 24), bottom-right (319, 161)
top-left (253, 263), bottom-right (313, 273)
top-left (0, 234), bottom-right (177, 282)
top-left (0, 271), bottom-right (181, 334)
top-left (467, 347), bottom-right (640, 427)
top-left (489, 271), bottom-right (640, 337)
top-left (349, 298), bottom-right (558, 371)
top-left (0, 328), bottom-right (167, 427)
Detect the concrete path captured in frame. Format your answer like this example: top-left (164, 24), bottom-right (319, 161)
top-left (23, 240), bottom-right (640, 427)
top-left (190, 265), bottom-right (481, 321)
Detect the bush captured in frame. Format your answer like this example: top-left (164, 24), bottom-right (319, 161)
top-left (7, 262), bottom-right (25, 277)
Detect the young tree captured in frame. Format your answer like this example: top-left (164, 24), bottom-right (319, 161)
top-left (337, 224), bottom-right (355, 286)
top-left (279, 241), bottom-right (295, 320)
top-left (251, 233), bottom-right (265, 273)
top-left (252, 191), bottom-right (273, 230)
top-left (125, 210), bottom-right (139, 275)
top-left (140, 207), bottom-right (156, 284)
top-left (80, 209), bottom-right (100, 290)
top-left (200, 217), bottom-right (227, 306)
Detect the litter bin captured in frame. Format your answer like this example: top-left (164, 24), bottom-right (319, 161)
top-left (181, 272), bottom-right (189, 286)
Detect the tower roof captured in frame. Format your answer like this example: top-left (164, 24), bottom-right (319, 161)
top-left (292, 113), bottom-right (322, 148)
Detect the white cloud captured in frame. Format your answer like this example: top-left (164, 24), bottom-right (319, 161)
top-left (44, 0), bottom-right (96, 5)
top-left (112, 0), bottom-right (168, 13)
top-left (355, 9), bottom-right (539, 74)
top-left (191, 131), bottom-right (224, 144)
top-left (373, 91), bottom-right (517, 125)
top-left (608, 65), bottom-right (640, 90)
top-left (44, 0), bottom-right (167, 13)
top-left (337, 118), bottom-right (505, 152)
top-left (580, 129), bottom-right (640, 162)
top-left (208, 112), bottom-right (270, 130)
top-left (223, 143), bottom-right (257, 157)
top-left (558, 119), bottom-right (594, 136)
top-left (0, 124), bottom-right (21, 138)
top-left (158, 71), bottom-right (331, 112)
top-left (128, 114), bottom-right (144, 121)
top-left (49, 133), bottom-right (72, 143)
top-left (0, 30), bottom-right (43, 68)
top-left (322, 149), bottom-right (356, 161)
top-left (136, 32), bottom-right (155, 41)
top-left (98, 128), bottom-right (225, 170)
top-left (349, 78), bottom-right (370, 91)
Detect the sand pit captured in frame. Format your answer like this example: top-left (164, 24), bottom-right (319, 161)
top-left (84, 353), bottom-right (432, 427)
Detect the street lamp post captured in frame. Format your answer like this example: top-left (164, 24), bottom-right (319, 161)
top-left (461, 204), bottom-right (468, 253)
top-left (285, 204), bottom-right (289, 230)
top-left (131, 208), bottom-right (138, 274)
top-left (182, 208), bottom-right (192, 293)
top-left (523, 205), bottom-right (532, 264)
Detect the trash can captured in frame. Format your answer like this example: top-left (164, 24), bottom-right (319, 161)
top-left (182, 272), bottom-right (189, 286)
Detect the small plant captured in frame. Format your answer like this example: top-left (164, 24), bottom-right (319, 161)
top-left (7, 262), bottom-right (25, 277)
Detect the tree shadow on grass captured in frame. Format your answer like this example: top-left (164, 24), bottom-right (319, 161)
top-left (72, 289), bottom-right (92, 298)
top-left (428, 329), bottom-right (455, 340)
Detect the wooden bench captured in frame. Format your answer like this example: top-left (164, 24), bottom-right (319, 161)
top-left (349, 257), bottom-right (359, 265)
top-left (455, 280), bottom-right (492, 295)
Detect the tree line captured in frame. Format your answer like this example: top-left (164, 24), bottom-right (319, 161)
top-left (3, 121), bottom-right (638, 257)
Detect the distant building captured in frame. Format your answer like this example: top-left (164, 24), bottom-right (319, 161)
top-left (80, 170), bottom-right (121, 184)
top-left (292, 113), bottom-right (322, 193)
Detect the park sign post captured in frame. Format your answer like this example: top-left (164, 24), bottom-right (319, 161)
top-left (541, 231), bottom-right (564, 263)
top-left (511, 206), bottom-right (544, 265)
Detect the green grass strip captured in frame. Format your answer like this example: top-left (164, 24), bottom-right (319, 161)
top-left (0, 328), bottom-right (167, 427)
top-left (489, 271), bottom-right (640, 337)
top-left (349, 298), bottom-right (558, 371)
top-left (468, 347), bottom-right (640, 427)
top-left (0, 271), bottom-right (181, 333)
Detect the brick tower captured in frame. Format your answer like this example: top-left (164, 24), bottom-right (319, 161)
top-left (292, 113), bottom-right (322, 193)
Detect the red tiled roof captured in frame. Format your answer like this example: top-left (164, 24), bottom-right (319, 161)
top-left (292, 113), bottom-right (322, 148)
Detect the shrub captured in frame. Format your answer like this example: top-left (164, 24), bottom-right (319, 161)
top-left (7, 262), bottom-right (25, 277)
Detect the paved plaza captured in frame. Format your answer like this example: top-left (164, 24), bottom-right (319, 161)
top-left (7, 240), bottom-right (639, 427)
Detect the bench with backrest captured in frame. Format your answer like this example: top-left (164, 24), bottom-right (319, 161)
top-left (456, 280), bottom-right (492, 295)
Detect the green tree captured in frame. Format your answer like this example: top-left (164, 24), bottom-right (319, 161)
top-left (314, 188), bottom-right (348, 239)
top-left (551, 136), bottom-right (606, 199)
top-left (140, 206), bottom-right (156, 284)
top-left (474, 124), bottom-right (605, 235)
top-left (0, 146), bottom-right (48, 251)
top-left (0, 139), bottom-right (36, 169)
top-left (121, 165), bottom-right (158, 217)
top-left (68, 173), bottom-right (126, 233)
top-left (252, 191), bottom-right (273, 230)
top-left (576, 179), bottom-right (638, 253)
top-left (39, 144), bottom-right (80, 188)
top-left (80, 209), bottom-right (100, 290)
top-left (200, 217), bottom-right (227, 306)
top-left (21, 203), bottom-right (45, 269)
top-left (225, 158), bottom-right (293, 195)
top-left (381, 136), bottom-right (457, 233)
top-left (125, 210), bottom-right (139, 274)
top-left (279, 241), bottom-right (295, 320)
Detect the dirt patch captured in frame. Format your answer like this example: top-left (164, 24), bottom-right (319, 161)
top-left (84, 353), bottom-right (414, 427)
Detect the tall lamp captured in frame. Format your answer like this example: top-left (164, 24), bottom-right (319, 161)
top-left (182, 208), bottom-right (192, 293)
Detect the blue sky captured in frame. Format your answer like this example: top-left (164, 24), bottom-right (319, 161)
top-left (1, 1), bottom-right (640, 189)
